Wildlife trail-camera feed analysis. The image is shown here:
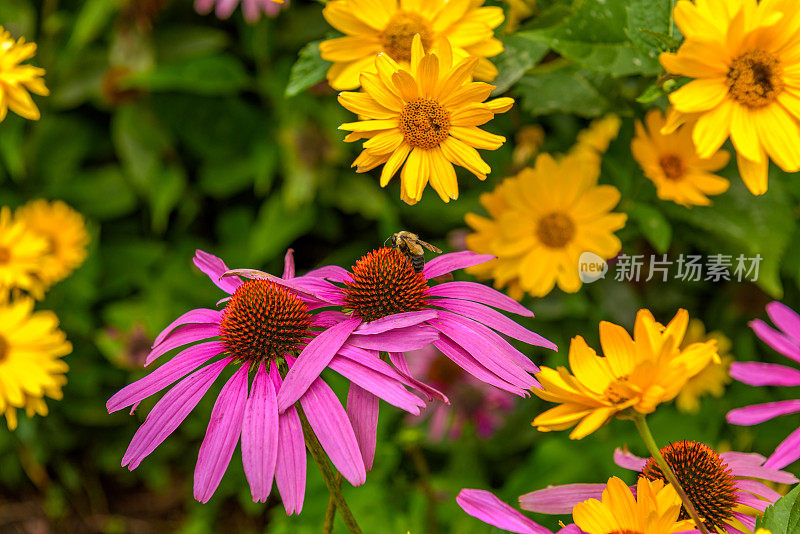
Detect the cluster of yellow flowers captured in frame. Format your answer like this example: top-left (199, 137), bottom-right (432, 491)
top-left (0, 200), bottom-right (89, 429)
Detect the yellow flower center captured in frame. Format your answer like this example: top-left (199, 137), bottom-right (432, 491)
top-left (0, 246), bottom-right (9, 264)
top-left (0, 334), bottom-right (8, 363)
top-left (659, 154), bottom-right (684, 181)
top-left (536, 213), bottom-right (575, 248)
top-left (604, 376), bottom-right (632, 404)
top-left (399, 98), bottom-right (451, 149)
top-left (381, 11), bottom-right (433, 63)
top-left (727, 50), bottom-right (784, 108)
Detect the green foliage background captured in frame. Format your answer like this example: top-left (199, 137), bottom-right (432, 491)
top-left (1, 0), bottom-right (799, 532)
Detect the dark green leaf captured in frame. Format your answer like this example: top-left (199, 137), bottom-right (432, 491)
top-left (515, 65), bottom-right (611, 117)
top-left (491, 35), bottom-right (549, 95)
top-left (626, 0), bottom-right (681, 58)
top-left (285, 41), bottom-right (330, 97)
top-left (124, 55), bottom-right (250, 95)
top-left (627, 202), bottom-right (672, 253)
top-left (636, 83), bottom-right (664, 103)
top-left (758, 484), bottom-right (800, 532)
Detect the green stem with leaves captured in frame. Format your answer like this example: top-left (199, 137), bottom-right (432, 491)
top-left (297, 406), bottom-right (363, 534)
top-left (632, 414), bottom-right (709, 534)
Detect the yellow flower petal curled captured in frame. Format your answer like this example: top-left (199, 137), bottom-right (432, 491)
top-left (531, 309), bottom-right (720, 439)
top-left (338, 36), bottom-right (511, 205)
top-left (573, 476), bottom-right (694, 534)
top-left (660, 0), bottom-right (800, 194)
top-left (320, 0), bottom-right (504, 90)
top-left (0, 296), bottom-right (71, 430)
top-left (0, 26), bottom-right (49, 122)
top-left (632, 108), bottom-right (731, 207)
top-left (14, 200), bottom-right (90, 288)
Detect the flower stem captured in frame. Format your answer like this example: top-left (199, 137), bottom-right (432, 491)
top-left (668, 0), bottom-right (676, 39)
top-left (323, 484), bottom-right (338, 534)
top-left (632, 414), bottom-right (709, 534)
top-left (297, 406), bottom-right (363, 534)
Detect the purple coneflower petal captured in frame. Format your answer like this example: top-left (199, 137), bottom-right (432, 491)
top-left (727, 399), bottom-right (800, 425)
top-left (242, 362), bottom-right (279, 503)
top-left (431, 298), bottom-right (556, 351)
top-left (277, 317), bottom-right (362, 412)
top-left (735, 479), bottom-right (782, 501)
top-left (613, 447), bottom-right (647, 471)
top-left (518, 484), bottom-right (606, 514)
top-left (346, 384), bottom-right (379, 471)
top-left (434, 337), bottom-right (524, 395)
top-left (353, 310), bottom-right (437, 335)
top-left (457, 489), bottom-right (552, 534)
top-left (194, 250), bottom-right (242, 294)
top-left (423, 251), bottom-right (495, 280)
top-left (146, 324), bottom-right (220, 366)
top-left (194, 0), bottom-right (215, 14)
top-left (718, 451), bottom-right (766, 467)
top-left (282, 248), bottom-right (295, 279)
top-left (729, 458), bottom-right (799, 484)
top-left (298, 378), bottom-right (366, 486)
top-left (194, 366), bottom-right (249, 503)
top-left (313, 310), bottom-right (349, 328)
top-left (107, 341), bottom-right (225, 413)
top-left (271, 364), bottom-right (306, 515)
top-left (214, 0), bottom-right (239, 18)
top-left (153, 309), bottom-right (221, 347)
top-left (436, 309), bottom-right (542, 375)
top-left (304, 265), bottom-right (351, 283)
top-left (122, 358), bottom-right (231, 470)
top-left (557, 527), bottom-right (585, 534)
top-left (729, 361), bottom-right (800, 387)
top-left (328, 355), bottom-right (424, 414)
top-left (750, 319), bottom-right (800, 364)
top-left (766, 301), bottom-right (800, 344)
top-left (433, 315), bottom-right (537, 389)
top-left (732, 512), bottom-right (756, 530)
top-left (765, 426), bottom-right (800, 470)
top-left (388, 351), bottom-right (448, 403)
top-left (349, 325), bottom-right (439, 351)
top-left (735, 493), bottom-right (770, 511)
top-left (427, 281), bottom-right (533, 317)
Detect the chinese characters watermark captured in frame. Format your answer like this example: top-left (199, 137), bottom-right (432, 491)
top-left (578, 253), bottom-right (762, 284)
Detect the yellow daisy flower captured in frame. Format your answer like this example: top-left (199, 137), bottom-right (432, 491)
top-left (338, 35), bottom-right (513, 205)
top-left (15, 199), bottom-right (90, 287)
top-left (465, 151), bottom-right (626, 298)
top-left (511, 124), bottom-right (545, 169)
top-left (0, 296), bottom-right (71, 430)
top-left (675, 319), bottom-right (733, 414)
top-left (573, 114), bottom-right (623, 157)
top-left (632, 108), bottom-right (730, 207)
top-left (0, 26), bottom-right (49, 122)
top-left (320, 0), bottom-right (503, 90)
top-left (660, 0), bottom-right (800, 195)
top-left (0, 206), bottom-right (48, 299)
top-left (532, 309), bottom-right (720, 439)
top-left (573, 476), bottom-right (694, 534)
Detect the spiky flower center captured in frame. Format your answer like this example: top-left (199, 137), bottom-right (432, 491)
top-left (659, 154), bottom-right (684, 181)
top-left (536, 212), bottom-right (576, 248)
top-left (642, 441), bottom-right (737, 531)
top-left (219, 280), bottom-right (312, 363)
top-left (381, 11), bottom-right (433, 63)
top-left (0, 246), bottom-right (9, 264)
top-left (344, 247), bottom-right (429, 322)
top-left (727, 50), bottom-right (784, 108)
top-left (400, 98), bottom-right (451, 150)
top-left (0, 334), bottom-right (8, 363)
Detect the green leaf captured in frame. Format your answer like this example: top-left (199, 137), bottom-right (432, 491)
top-left (515, 65), bottom-right (611, 117)
top-left (111, 103), bottom-right (172, 189)
top-left (627, 203), bottom-right (672, 253)
top-left (66, 0), bottom-right (120, 52)
top-left (636, 83), bottom-right (664, 104)
top-left (518, 0), bottom-right (660, 77)
top-left (154, 26), bottom-right (230, 62)
top-left (626, 0), bottom-right (680, 59)
top-left (148, 164), bottom-right (186, 233)
top-left (758, 484), bottom-right (800, 532)
top-left (124, 55), bottom-right (250, 95)
top-left (247, 195), bottom-right (317, 264)
top-left (285, 41), bottom-right (330, 97)
top-left (48, 166), bottom-right (138, 220)
top-left (490, 35), bottom-right (549, 95)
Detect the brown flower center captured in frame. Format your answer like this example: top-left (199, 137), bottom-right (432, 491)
top-left (642, 441), bottom-right (737, 531)
top-left (0, 246), bottom-right (10, 264)
top-left (381, 11), bottom-right (433, 63)
top-left (219, 280), bottom-right (312, 363)
top-left (536, 213), bottom-right (575, 248)
top-left (0, 334), bottom-right (8, 363)
top-left (659, 154), bottom-right (684, 181)
top-left (399, 98), bottom-right (451, 150)
top-left (727, 50), bottom-right (784, 108)
top-left (344, 247), bottom-right (429, 322)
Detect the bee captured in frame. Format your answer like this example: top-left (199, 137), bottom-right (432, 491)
top-left (387, 231), bottom-right (442, 273)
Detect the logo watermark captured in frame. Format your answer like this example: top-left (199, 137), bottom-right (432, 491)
top-left (578, 253), bottom-right (762, 284)
top-left (578, 251), bottom-right (608, 283)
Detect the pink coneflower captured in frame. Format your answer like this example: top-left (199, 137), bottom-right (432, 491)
top-left (405, 345), bottom-right (515, 440)
top-left (457, 489), bottom-right (580, 534)
top-left (268, 248), bottom-right (556, 418)
top-left (728, 301), bottom-right (800, 470)
top-left (521, 441), bottom-right (797, 534)
top-left (195, 0), bottom-right (286, 23)
top-left (107, 249), bottom-right (425, 509)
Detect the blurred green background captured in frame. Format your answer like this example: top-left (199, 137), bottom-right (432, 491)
top-left (1, 0), bottom-right (800, 532)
